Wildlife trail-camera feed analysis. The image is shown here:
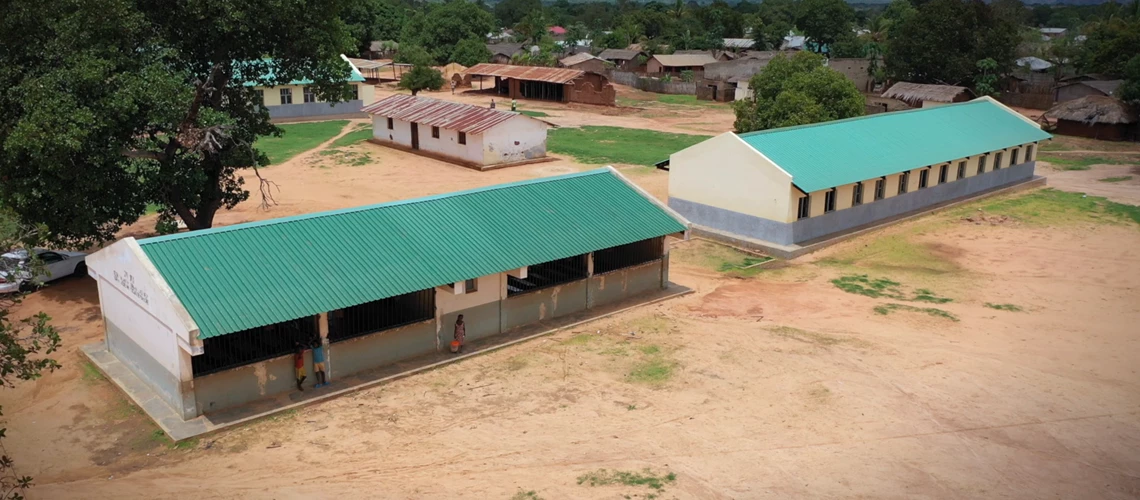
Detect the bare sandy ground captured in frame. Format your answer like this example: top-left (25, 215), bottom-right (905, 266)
top-left (2, 99), bottom-right (1139, 499)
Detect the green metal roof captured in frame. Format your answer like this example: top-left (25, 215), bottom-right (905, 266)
top-left (138, 169), bottom-right (687, 339)
top-left (737, 98), bottom-right (1052, 193)
top-left (240, 59), bottom-right (365, 87)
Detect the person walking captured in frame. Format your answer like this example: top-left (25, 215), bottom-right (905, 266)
top-left (293, 344), bottom-right (307, 391)
top-left (453, 315), bottom-right (466, 354)
top-left (311, 339), bottom-right (328, 388)
top-left (490, 99), bottom-right (496, 109)
top-left (511, 98), bottom-right (517, 112)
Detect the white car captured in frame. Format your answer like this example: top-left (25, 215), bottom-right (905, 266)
top-left (0, 249), bottom-right (89, 294)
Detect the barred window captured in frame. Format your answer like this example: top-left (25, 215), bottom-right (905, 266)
top-left (594, 237), bottom-right (664, 275)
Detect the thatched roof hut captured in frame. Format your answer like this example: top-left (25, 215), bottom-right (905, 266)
top-left (1043, 95), bottom-right (1137, 141)
top-left (881, 82), bottom-right (973, 108)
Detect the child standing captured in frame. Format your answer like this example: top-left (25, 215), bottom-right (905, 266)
top-left (312, 340), bottom-right (328, 388)
top-left (293, 344), bottom-right (307, 391)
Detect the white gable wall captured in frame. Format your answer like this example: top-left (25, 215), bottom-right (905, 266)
top-left (371, 115), bottom-right (486, 165)
top-left (669, 132), bottom-right (796, 223)
top-left (481, 115), bottom-right (549, 165)
top-left (86, 238), bottom-right (198, 419)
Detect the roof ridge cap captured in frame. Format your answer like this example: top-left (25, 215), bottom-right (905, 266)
top-left (737, 100), bottom-right (986, 138)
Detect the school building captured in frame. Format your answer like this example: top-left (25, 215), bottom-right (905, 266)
top-left (246, 55), bottom-right (376, 120)
top-left (668, 97), bottom-right (1051, 250)
top-left (85, 168), bottom-right (689, 420)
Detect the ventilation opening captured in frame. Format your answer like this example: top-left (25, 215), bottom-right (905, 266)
top-left (328, 289), bottom-right (435, 343)
top-left (192, 316), bottom-right (318, 377)
top-left (508, 254), bottom-right (588, 296)
top-left (594, 237), bottom-right (664, 275)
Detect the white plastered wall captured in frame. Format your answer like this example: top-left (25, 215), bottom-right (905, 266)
top-left (482, 115), bottom-right (549, 165)
top-left (669, 132), bottom-right (796, 223)
top-left (371, 116), bottom-right (486, 164)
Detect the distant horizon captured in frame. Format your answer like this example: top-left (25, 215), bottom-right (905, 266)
top-left (532, 0), bottom-right (1118, 6)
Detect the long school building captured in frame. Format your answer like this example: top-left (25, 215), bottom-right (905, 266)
top-left (668, 97), bottom-right (1051, 249)
top-left (87, 169), bottom-right (688, 420)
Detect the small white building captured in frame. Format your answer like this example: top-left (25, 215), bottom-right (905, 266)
top-left (364, 95), bottom-right (551, 168)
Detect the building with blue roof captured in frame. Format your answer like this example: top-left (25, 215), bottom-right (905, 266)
top-left (667, 97), bottom-right (1051, 253)
top-left (246, 55), bottom-right (375, 120)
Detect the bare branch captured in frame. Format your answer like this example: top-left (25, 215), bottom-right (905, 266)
top-left (252, 166), bottom-right (280, 211)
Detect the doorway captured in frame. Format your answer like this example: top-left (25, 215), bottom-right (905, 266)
top-left (410, 122), bottom-right (419, 149)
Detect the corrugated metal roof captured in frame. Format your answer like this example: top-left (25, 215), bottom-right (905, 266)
top-left (240, 55), bottom-right (365, 86)
top-left (651, 54), bottom-right (718, 68)
top-left (560, 52), bottom-right (599, 67)
top-left (463, 63), bottom-right (584, 84)
top-left (362, 95), bottom-right (527, 134)
top-left (138, 169), bottom-right (687, 339)
top-left (737, 98), bottom-right (1052, 193)
top-left (598, 49), bottom-right (643, 61)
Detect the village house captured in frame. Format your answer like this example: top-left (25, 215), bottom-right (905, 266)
top-left (667, 97), bottom-right (1051, 252)
top-left (462, 63), bottom-right (616, 106)
top-left (364, 94), bottom-right (551, 169)
top-left (1054, 79), bottom-right (1123, 104)
top-left (486, 43), bottom-right (526, 64)
top-left (247, 55), bottom-right (375, 120)
top-left (84, 168), bottom-right (690, 421)
top-left (1044, 95), bottom-right (1137, 141)
top-left (559, 52), bottom-right (607, 73)
top-left (696, 53), bottom-right (778, 102)
top-left (598, 49), bottom-right (648, 72)
top-left (646, 53), bottom-right (718, 75)
top-left (881, 82), bottom-right (973, 108)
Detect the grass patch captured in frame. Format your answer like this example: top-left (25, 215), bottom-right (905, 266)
top-left (672, 240), bottom-right (774, 277)
top-left (317, 148), bottom-right (372, 167)
top-left (505, 355), bottom-right (529, 371)
top-left (1099, 176), bottom-right (1134, 183)
top-left (548, 126), bottom-right (709, 166)
top-left (655, 94), bottom-right (724, 107)
top-left (563, 333), bottom-right (596, 346)
top-left (80, 361), bottom-right (106, 383)
top-left (577, 468), bottom-right (677, 491)
top-left (873, 303), bottom-right (959, 321)
top-left (328, 126), bottom-right (373, 148)
top-left (638, 344), bottom-right (661, 355)
top-left (628, 357), bottom-right (675, 385)
top-left (984, 302), bottom-right (1023, 312)
top-left (255, 120), bottom-right (349, 164)
top-left (1038, 155), bottom-right (1137, 171)
top-left (971, 188), bottom-right (1140, 226)
top-left (519, 110), bottom-right (549, 117)
top-left (510, 489), bottom-right (544, 500)
top-left (831, 275), bottom-right (953, 303)
top-left (818, 230), bottom-right (960, 276)
top-left (768, 325), bottom-right (871, 348)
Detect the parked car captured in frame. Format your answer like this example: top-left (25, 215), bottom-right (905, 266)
top-left (0, 249), bottom-right (88, 293)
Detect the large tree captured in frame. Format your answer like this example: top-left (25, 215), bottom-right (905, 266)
top-left (733, 51), bottom-right (864, 133)
top-left (341, 0), bottom-right (408, 55)
top-left (887, 0), bottom-right (1019, 85)
top-left (0, 0), bottom-right (358, 245)
top-left (401, 0), bottom-right (497, 64)
top-left (796, 0), bottom-right (856, 52)
top-left (494, 0), bottom-right (542, 28)
top-left (1077, 17), bottom-right (1140, 75)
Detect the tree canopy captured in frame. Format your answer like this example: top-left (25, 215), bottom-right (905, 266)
top-left (451, 38), bottom-right (493, 67)
top-left (733, 51), bottom-right (865, 133)
top-left (886, 0), bottom-right (1019, 85)
top-left (400, 0), bottom-right (496, 65)
top-left (0, 0), bottom-right (358, 245)
top-left (340, 0), bottom-right (407, 54)
top-left (796, 0), bottom-right (856, 52)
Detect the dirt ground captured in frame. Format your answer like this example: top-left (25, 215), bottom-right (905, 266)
top-left (3, 94), bottom-right (1140, 499)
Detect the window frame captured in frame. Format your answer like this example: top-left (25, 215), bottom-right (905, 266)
top-left (431, 126), bottom-right (440, 139)
top-left (1026, 144), bottom-right (1034, 162)
top-left (898, 171), bottom-right (909, 194)
top-left (458, 131), bottom-right (467, 145)
top-left (978, 155), bottom-right (987, 175)
top-left (255, 89), bottom-right (264, 105)
top-left (797, 194), bottom-right (811, 220)
top-left (279, 88), bottom-right (293, 105)
top-left (1010, 148), bottom-right (1019, 166)
top-left (994, 152), bottom-right (1003, 170)
top-left (387, 117), bottom-right (394, 130)
top-left (823, 188), bottom-right (837, 213)
top-left (957, 161), bottom-right (966, 180)
top-left (350, 84), bottom-right (359, 100)
top-left (874, 178), bottom-right (885, 201)
top-left (852, 182), bottom-right (864, 206)
top-left (303, 86), bottom-right (316, 104)
top-left (464, 278), bottom-right (478, 293)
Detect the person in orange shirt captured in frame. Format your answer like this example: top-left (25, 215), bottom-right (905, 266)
top-left (293, 344), bottom-right (307, 391)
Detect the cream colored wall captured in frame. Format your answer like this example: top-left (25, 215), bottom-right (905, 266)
top-left (255, 83), bottom-right (370, 106)
top-left (884, 173), bottom-right (901, 198)
top-left (669, 132), bottom-right (796, 223)
top-left (836, 183), bottom-right (855, 210)
top-left (436, 273), bottom-right (504, 315)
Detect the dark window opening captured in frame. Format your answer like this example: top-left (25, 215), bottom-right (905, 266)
top-left (994, 152), bottom-right (1003, 170)
top-left (192, 316), bottom-right (318, 377)
top-left (957, 161), bottom-right (966, 180)
top-left (898, 172), bottom-right (910, 194)
top-left (918, 169), bottom-right (929, 189)
top-left (874, 179), bottom-right (885, 200)
top-left (939, 164), bottom-right (948, 184)
top-left (350, 84), bottom-right (359, 100)
top-left (386, 117), bottom-right (393, 129)
top-left (824, 188), bottom-right (837, 212)
top-left (1026, 145), bottom-right (1034, 161)
top-left (978, 155), bottom-right (987, 174)
top-left (328, 289), bottom-right (435, 343)
top-left (280, 88), bottom-right (293, 105)
top-left (852, 182), bottom-right (864, 206)
top-left (594, 237), bottom-right (664, 275)
top-left (797, 195), bottom-right (811, 219)
top-left (508, 254), bottom-right (588, 296)
top-left (458, 131), bottom-right (467, 145)
top-left (1010, 148), bottom-right (1019, 166)
top-left (303, 86), bottom-right (316, 103)
top-left (465, 278), bottom-right (477, 292)
top-left (431, 126), bottom-right (440, 138)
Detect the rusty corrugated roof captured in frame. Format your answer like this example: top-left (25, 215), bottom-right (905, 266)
top-left (362, 94), bottom-right (523, 134)
top-left (463, 63), bottom-right (584, 84)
